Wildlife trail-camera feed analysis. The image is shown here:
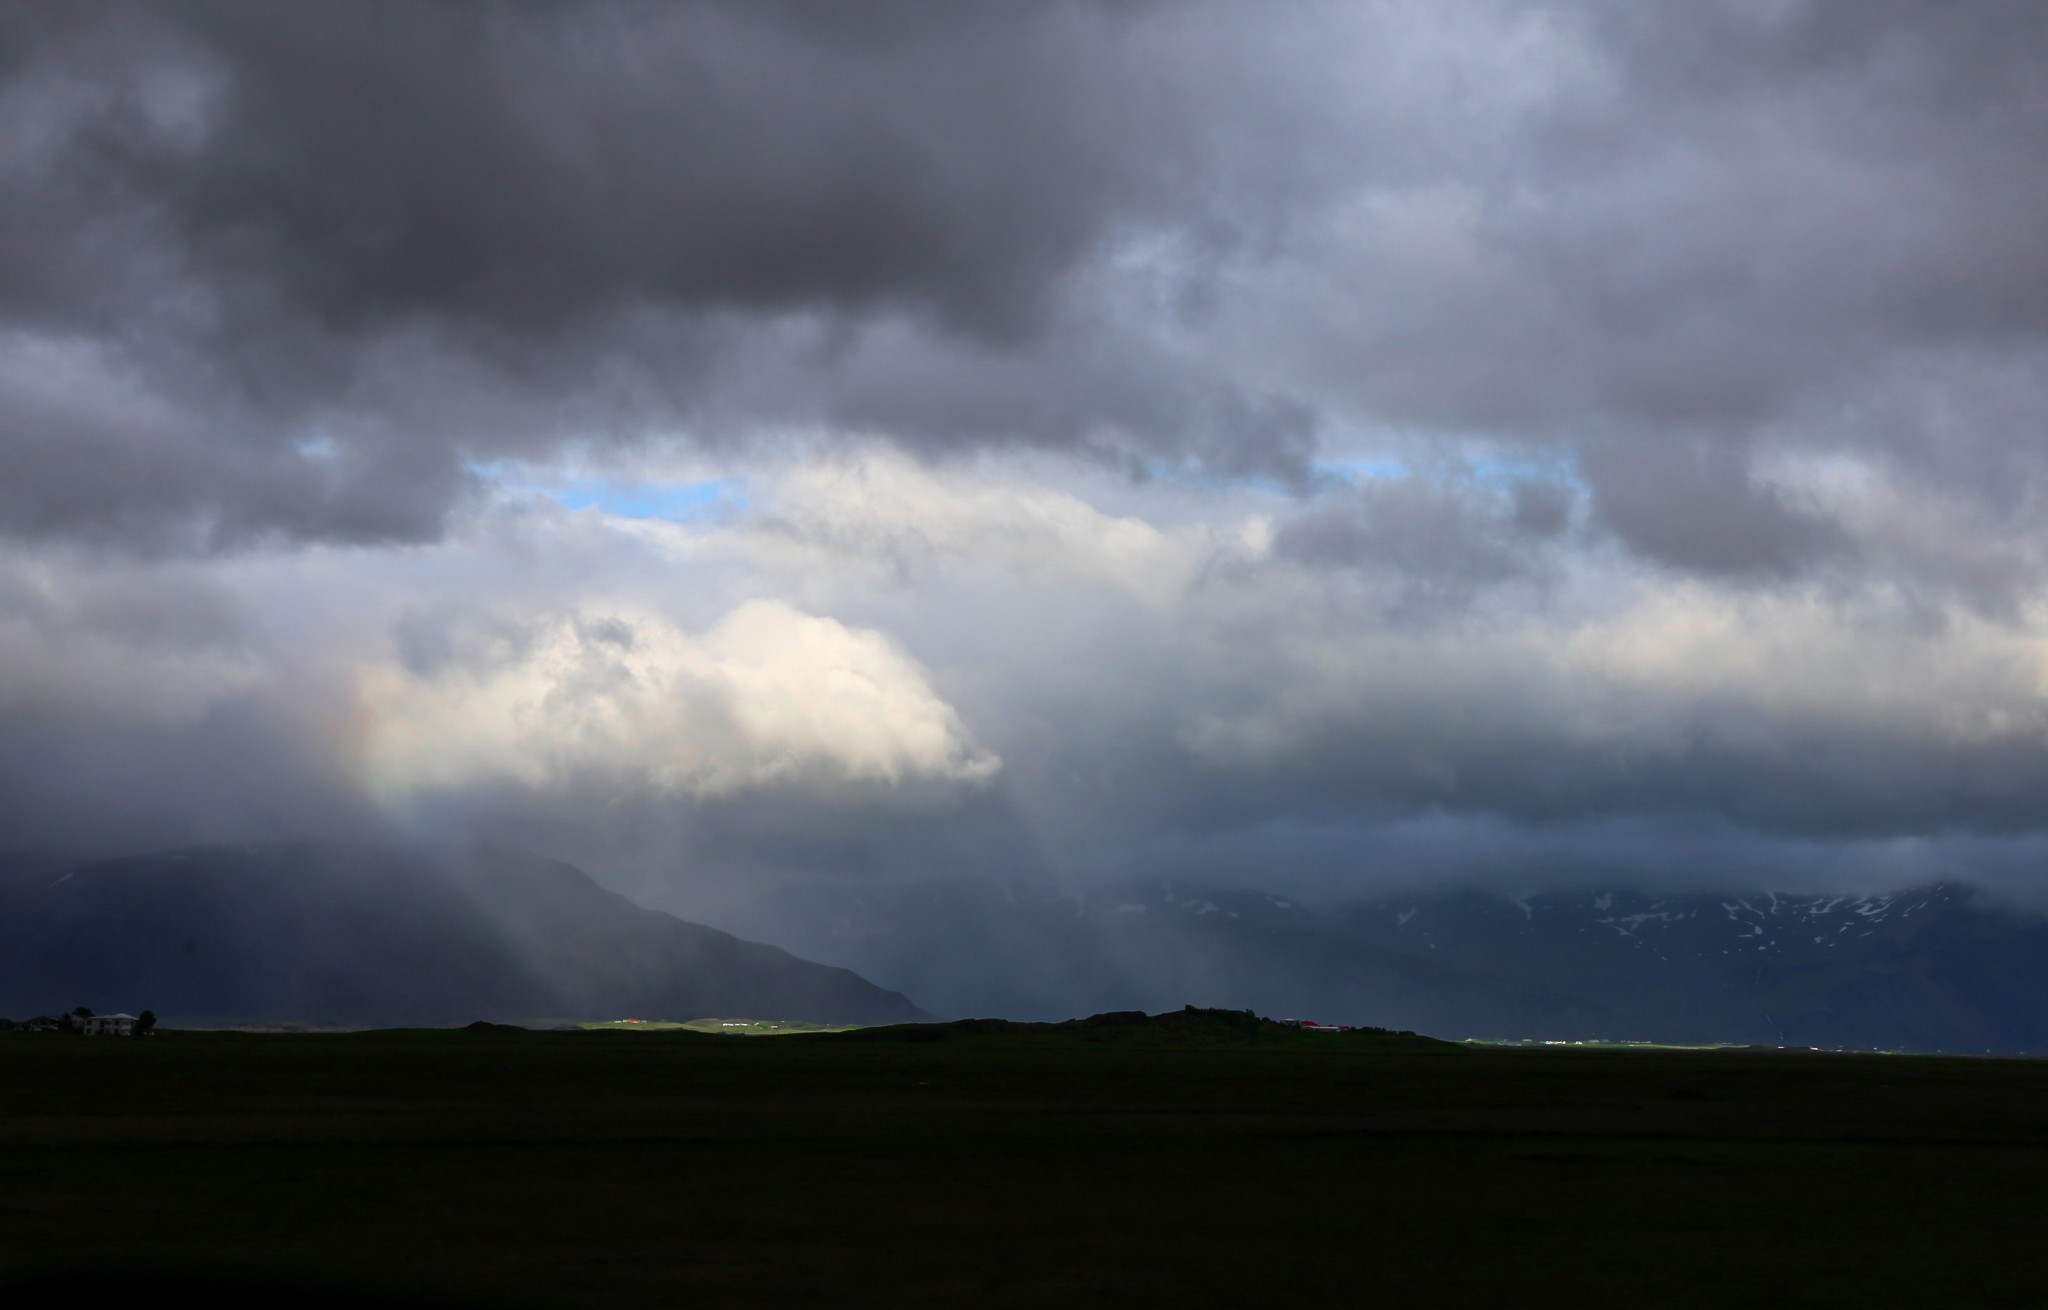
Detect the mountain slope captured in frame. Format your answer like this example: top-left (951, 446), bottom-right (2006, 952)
top-left (729, 875), bottom-right (2048, 1052)
top-left (1339, 884), bottom-right (2048, 1052)
top-left (726, 877), bottom-right (1615, 1037)
top-left (0, 844), bottom-right (928, 1028)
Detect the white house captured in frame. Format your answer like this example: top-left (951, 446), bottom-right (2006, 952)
top-left (80, 1013), bottom-right (138, 1036)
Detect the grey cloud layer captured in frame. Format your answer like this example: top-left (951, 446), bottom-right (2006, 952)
top-left (2, 453), bottom-right (2047, 902)
top-left (6, 0), bottom-right (2046, 585)
top-left (6, 3), bottom-right (2048, 908)
top-left (2, 0), bottom-right (1275, 543)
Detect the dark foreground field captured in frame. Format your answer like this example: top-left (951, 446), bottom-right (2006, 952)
top-left (3, 1021), bottom-right (2045, 1307)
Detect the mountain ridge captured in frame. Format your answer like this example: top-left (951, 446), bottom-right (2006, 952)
top-left (0, 842), bottom-right (930, 1029)
top-left (725, 874), bottom-right (2048, 1052)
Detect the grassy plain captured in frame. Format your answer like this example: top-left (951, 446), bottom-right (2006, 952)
top-left (2, 1021), bottom-right (2044, 1307)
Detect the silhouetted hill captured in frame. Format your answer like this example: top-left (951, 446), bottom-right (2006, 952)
top-left (0, 844), bottom-right (928, 1028)
top-left (841, 1005), bottom-right (1457, 1049)
top-left (726, 877), bottom-right (1616, 1037)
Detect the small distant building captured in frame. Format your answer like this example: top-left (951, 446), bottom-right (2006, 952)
top-left (80, 1013), bottom-right (138, 1037)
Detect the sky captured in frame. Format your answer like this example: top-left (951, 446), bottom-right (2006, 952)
top-left (5, 1), bottom-right (2048, 913)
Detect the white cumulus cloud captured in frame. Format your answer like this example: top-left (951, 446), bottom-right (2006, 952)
top-left (358, 599), bottom-right (999, 801)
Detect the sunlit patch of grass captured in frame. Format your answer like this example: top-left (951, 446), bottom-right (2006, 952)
top-left (578, 1018), bottom-right (862, 1035)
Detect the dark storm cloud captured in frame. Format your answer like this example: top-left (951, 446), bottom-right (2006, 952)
top-left (1, 0), bottom-right (1282, 546)
top-left (1252, 0), bottom-right (2048, 585)
top-left (1577, 439), bottom-right (1842, 579)
top-left (158, 4), bottom-right (1161, 338)
top-left (6, 2), bottom-right (1181, 334)
top-left (6, 0), bottom-right (2047, 583)
top-left (1273, 474), bottom-right (1568, 612)
top-left (1197, 703), bottom-right (2048, 840)
top-left (6, 0), bottom-right (2048, 911)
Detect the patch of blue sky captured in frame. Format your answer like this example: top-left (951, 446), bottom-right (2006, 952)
top-left (1469, 450), bottom-right (1586, 487)
top-left (467, 460), bottom-right (749, 522)
top-left (1312, 456), bottom-right (1411, 483)
top-left (1313, 420), bottom-right (1590, 492)
top-left (292, 429), bottom-right (340, 461)
top-left (1315, 450), bottom-right (1588, 495)
top-left (546, 474), bottom-right (748, 521)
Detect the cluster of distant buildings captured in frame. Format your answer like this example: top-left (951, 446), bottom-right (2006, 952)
top-left (1278, 1018), bottom-right (1358, 1032)
top-left (1, 1008), bottom-right (153, 1036)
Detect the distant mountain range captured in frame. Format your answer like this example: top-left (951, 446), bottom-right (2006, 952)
top-left (0, 844), bottom-right (927, 1029)
top-left (12, 842), bottom-right (2045, 1051)
top-left (727, 877), bottom-right (2048, 1053)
